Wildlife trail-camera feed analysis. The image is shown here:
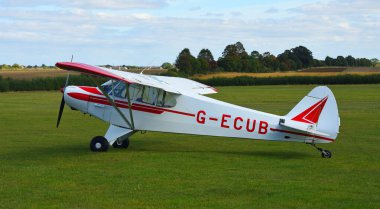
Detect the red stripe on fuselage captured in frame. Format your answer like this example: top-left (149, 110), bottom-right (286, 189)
top-left (68, 92), bottom-right (193, 116)
top-left (79, 86), bottom-right (102, 95)
top-left (67, 92), bottom-right (90, 101)
top-left (270, 128), bottom-right (334, 142)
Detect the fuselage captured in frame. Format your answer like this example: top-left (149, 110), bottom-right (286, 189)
top-left (63, 84), bottom-right (335, 144)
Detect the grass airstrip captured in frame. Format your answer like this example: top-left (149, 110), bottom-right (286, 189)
top-left (0, 85), bottom-right (379, 208)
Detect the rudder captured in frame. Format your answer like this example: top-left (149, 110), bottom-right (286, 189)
top-left (285, 86), bottom-right (340, 142)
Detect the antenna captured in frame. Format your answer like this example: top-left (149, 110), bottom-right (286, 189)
top-left (140, 66), bottom-right (152, 75)
top-left (140, 59), bottom-right (156, 75)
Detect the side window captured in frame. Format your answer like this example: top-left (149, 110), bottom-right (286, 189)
top-left (156, 91), bottom-right (177, 108)
top-left (163, 92), bottom-right (177, 107)
top-left (142, 86), bottom-right (158, 105)
top-left (128, 84), bottom-right (139, 100)
top-left (156, 90), bottom-right (165, 106)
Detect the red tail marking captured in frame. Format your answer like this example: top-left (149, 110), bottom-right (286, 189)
top-left (292, 96), bottom-right (328, 124)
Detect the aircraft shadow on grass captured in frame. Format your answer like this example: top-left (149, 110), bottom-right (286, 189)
top-left (128, 140), bottom-right (312, 159)
top-left (1, 140), bottom-right (311, 161)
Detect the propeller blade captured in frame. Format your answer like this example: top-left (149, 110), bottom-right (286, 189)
top-left (56, 57), bottom-right (72, 128)
top-left (65, 72), bottom-right (70, 87)
top-left (56, 95), bottom-right (65, 128)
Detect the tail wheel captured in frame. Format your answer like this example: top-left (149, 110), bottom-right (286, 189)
top-left (321, 150), bottom-right (332, 158)
top-left (90, 136), bottom-right (109, 152)
top-left (112, 138), bottom-right (130, 149)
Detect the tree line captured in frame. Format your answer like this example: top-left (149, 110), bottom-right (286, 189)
top-left (167, 42), bottom-right (379, 76)
top-left (0, 64), bottom-right (55, 70)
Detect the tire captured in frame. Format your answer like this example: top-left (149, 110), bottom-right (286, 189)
top-left (112, 138), bottom-right (130, 149)
top-left (321, 150), bottom-right (332, 158)
top-left (90, 136), bottom-right (109, 152)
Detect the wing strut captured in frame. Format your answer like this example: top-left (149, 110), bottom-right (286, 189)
top-left (125, 83), bottom-right (135, 129)
top-left (90, 77), bottom-right (134, 130)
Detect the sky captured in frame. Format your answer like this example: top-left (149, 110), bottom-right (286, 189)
top-left (0, 0), bottom-right (379, 66)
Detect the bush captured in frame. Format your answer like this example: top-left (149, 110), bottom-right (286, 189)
top-left (0, 75), bottom-right (107, 92)
top-left (195, 74), bottom-right (380, 86)
top-left (0, 74), bottom-right (379, 92)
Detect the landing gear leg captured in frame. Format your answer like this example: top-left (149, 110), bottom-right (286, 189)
top-left (112, 138), bottom-right (130, 149)
top-left (309, 143), bottom-right (332, 158)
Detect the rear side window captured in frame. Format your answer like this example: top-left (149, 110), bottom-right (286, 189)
top-left (156, 91), bottom-right (177, 108)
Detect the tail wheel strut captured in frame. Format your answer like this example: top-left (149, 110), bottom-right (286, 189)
top-left (309, 143), bottom-right (332, 158)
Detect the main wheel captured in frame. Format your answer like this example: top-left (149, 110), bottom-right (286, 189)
top-left (90, 136), bottom-right (109, 152)
top-left (321, 150), bottom-right (332, 158)
top-left (112, 138), bottom-right (130, 149)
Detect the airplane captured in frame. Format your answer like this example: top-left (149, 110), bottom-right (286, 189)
top-left (55, 62), bottom-right (340, 158)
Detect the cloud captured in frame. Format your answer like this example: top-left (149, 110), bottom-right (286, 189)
top-left (0, 0), bottom-right (379, 65)
top-left (265, 7), bottom-right (279, 13)
top-left (0, 0), bottom-right (169, 10)
top-left (189, 6), bottom-right (201, 11)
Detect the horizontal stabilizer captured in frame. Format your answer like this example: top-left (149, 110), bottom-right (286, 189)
top-left (279, 118), bottom-right (330, 137)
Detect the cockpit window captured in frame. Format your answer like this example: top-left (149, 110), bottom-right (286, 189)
top-left (113, 82), bottom-right (126, 98)
top-left (101, 80), bottom-right (113, 94)
top-left (106, 81), bottom-right (126, 98)
top-left (101, 80), bottom-right (177, 107)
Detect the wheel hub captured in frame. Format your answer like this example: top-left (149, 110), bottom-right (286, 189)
top-left (95, 142), bottom-right (102, 149)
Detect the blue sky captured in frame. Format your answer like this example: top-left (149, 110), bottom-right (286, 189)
top-left (0, 0), bottom-right (379, 66)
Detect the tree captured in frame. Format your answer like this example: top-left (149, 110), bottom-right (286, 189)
top-left (262, 52), bottom-right (278, 71)
top-left (175, 48), bottom-right (193, 75)
top-left (370, 58), bottom-right (379, 67)
top-left (325, 56), bottom-right (334, 66)
top-left (278, 49), bottom-right (302, 71)
top-left (161, 62), bottom-right (174, 70)
top-left (197, 49), bottom-right (217, 73)
top-left (336, 56), bottom-right (347, 66)
top-left (219, 42), bottom-right (248, 71)
top-left (291, 46), bottom-right (313, 68)
top-left (0, 64), bottom-right (10, 69)
top-left (345, 55), bottom-right (356, 66)
top-left (175, 48), bottom-right (200, 75)
top-left (12, 63), bottom-right (21, 68)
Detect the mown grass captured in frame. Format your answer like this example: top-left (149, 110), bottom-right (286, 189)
top-left (0, 85), bottom-right (379, 208)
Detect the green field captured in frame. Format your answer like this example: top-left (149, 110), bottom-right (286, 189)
top-left (0, 85), bottom-right (379, 208)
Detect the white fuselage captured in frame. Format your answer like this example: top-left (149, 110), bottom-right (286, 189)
top-left (64, 85), bottom-right (334, 144)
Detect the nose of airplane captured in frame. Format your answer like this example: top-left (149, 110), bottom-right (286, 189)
top-left (64, 86), bottom-right (89, 113)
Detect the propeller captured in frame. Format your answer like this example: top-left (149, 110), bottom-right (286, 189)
top-left (56, 55), bottom-right (72, 128)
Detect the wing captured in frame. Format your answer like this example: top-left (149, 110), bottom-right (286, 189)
top-left (151, 76), bottom-right (217, 95)
top-left (56, 62), bottom-right (179, 94)
top-left (56, 62), bottom-right (217, 95)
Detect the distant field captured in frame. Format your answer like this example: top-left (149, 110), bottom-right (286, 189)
top-left (0, 85), bottom-right (379, 208)
top-left (2, 66), bottom-right (380, 80)
top-left (0, 69), bottom-right (79, 79)
top-left (0, 68), bottom-right (166, 80)
top-left (194, 71), bottom-right (380, 80)
top-left (300, 67), bottom-right (380, 73)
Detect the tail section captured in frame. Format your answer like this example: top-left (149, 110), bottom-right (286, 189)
top-left (282, 86), bottom-right (340, 143)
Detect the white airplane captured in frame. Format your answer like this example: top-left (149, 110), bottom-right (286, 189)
top-left (56, 62), bottom-right (340, 158)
